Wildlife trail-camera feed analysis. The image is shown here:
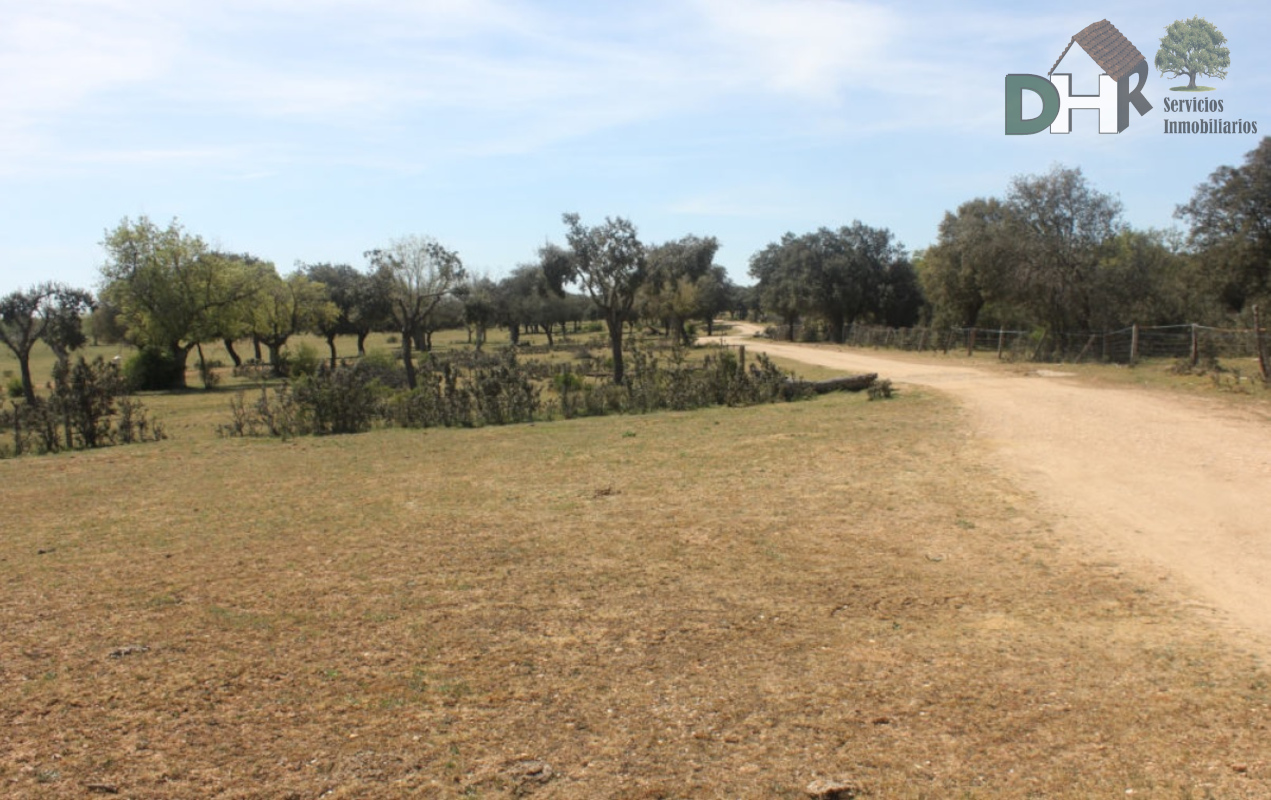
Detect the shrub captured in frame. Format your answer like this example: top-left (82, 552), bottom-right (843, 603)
top-left (217, 344), bottom-right (812, 439)
top-left (6, 376), bottom-right (23, 398)
top-left (0, 357), bottom-right (165, 458)
top-left (294, 364), bottom-right (384, 434)
top-left (124, 348), bottom-right (183, 391)
top-left (288, 343), bottom-right (321, 378)
top-left (867, 379), bottom-right (894, 401)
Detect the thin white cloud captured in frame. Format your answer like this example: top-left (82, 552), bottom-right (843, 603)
top-left (689, 0), bottom-right (900, 100)
top-left (0, 0), bottom-right (1114, 173)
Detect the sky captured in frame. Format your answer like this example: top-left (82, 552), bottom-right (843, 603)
top-left (1, 0), bottom-right (1268, 296)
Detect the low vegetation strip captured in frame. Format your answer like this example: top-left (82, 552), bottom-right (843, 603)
top-left (3, 390), bottom-right (1269, 797)
top-left (216, 344), bottom-right (847, 439)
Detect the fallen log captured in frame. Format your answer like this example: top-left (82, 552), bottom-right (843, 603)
top-left (785, 373), bottom-right (877, 394)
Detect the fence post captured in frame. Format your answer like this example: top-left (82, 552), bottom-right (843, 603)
top-left (738, 345), bottom-right (745, 375)
top-left (1190, 323), bottom-right (1199, 367)
top-left (996, 327), bottom-right (1005, 360)
top-left (1130, 324), bottom-right (1139, 366)
top-left (1075, 334), bottom-right (1097, 362)
top-left (918, 328), bottom-right (928, 352)
top-left (966, 328), bottom-right (976, 357)
top-left (1255, 305), bottom-right (1269, 381)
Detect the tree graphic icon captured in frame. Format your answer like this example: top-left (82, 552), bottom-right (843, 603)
top-left (1155, 16), bottom-right (1230, 91)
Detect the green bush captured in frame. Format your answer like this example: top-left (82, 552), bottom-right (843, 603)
top-left (6, 376), bottom-right (23, 398)
top-left (0, 357), bottom-right (165, 458)
top-left (124, 348), bottom-right (183, 391)
top-left (288, 343), bottom-right (321, 378)
top-left (218, 344), bottom-right (808, 439)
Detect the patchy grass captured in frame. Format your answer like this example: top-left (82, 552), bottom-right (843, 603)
top-left (4, 386), bottom-right (1270, 797)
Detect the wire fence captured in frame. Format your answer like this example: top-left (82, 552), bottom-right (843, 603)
top-left (769, 319), bottom-right (1270, 374)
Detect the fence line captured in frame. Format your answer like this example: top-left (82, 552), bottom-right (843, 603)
top-left (768, 320), bottom-right (1269, 371)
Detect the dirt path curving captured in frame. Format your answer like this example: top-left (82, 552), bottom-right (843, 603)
top-left (723, 324), bottom-right (1271, 657)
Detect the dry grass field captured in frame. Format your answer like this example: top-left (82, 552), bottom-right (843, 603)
top-left (3, 334), bottom-right (1271, 797)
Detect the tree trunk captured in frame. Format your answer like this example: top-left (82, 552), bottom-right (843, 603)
top-left (705, 317), bottom-right (714, 336)
top-left (509, 323), bottom-right (520, 346)
top-left (18, 349), bottom-right (36, 404)
top-left (252, 335), bottom-right (263, 362)
top-left (829, 314), bottom-right (846, 344)
top-left (170, 342), bottom-right (192, 389)
top-left (1188, 71), bottom-right (1197, 89)
top-left (356, 330), bottom-right (369, 356)
top-left (785, 373), bottom-right (877, 394)
top-left (326, 334), bottom-right (338, 369)
top-left (266, 340), bottom-right (285, 376)
top-left (606, 314), bottom-right (625, 385)
top-left (402, 327), bottom-right (417, 390)
top-left (196, 342), bottom-right (209, 389)
top-left (223, 338), bottom-right (243, 367)
top-left (673, 317), bottom-right (690, 346)
top-left (544, 324), bottom-right (554, 348)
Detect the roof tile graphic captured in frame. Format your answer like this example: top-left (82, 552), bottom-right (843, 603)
top-left (1048, 19), bottom-right (1146, 82)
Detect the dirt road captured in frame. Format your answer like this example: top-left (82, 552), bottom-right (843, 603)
top-left (723, 325), bottom-right (1271, 656)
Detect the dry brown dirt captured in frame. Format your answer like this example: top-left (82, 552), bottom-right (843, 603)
top-left (726, 324), bottom-right (1271, 660)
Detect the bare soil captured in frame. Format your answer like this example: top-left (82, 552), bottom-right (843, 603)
top-left (727, 324), bottom-right (1271, 659)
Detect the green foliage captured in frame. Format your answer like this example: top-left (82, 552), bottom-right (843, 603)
top-left (560, 213), bottom-right (648, 383)
top-left (919, 198), bottom-right (1019, 328)
top-left (749, 223), bottom-right (919, 342)
top-left (251, 270), bottom-right (338, 375)
top-left (1008, 165), bottom-right (1124, 333)
top-left (288, 342), bottom-right (321, 378)
top-left (0, 357), bottom-right (165, 458)
top-left (0, 282), bottom-right (95, 402)
top-left (6, 376), bottom-right (24, 398)
top-left (100, 217), bottom-right (263, 389)
top-left (1156, 17), bottom-right (1229, 89)
top-left (294, 365), bottom-right (384, 434)
top-left (366, 234), bottom-right (467, 389)
top-left (124, 347), bottom-right (184, 392)
top-left (219, 343), bottom-right (808, 439)
top-left (1177, 138), bottom-right (1271, 314)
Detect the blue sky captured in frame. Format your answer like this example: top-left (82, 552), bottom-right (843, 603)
top-left (1, 0), bottom-right (1268, 295)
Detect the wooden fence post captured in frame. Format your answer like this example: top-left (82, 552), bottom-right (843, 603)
top-left (1130, 324), bottom-right (1139, 366)
top-left (1255, 305), bottom-right (1269, 381)
top-left (996, 328), bottom-right (1005, 360)
top-left (1190, 323), bottom-right (1199, 367)
top-left (966, 328), bottom-right (976, 357)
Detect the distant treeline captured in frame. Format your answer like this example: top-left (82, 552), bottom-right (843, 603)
top-left (4, 139), bottom-right (1270, 394)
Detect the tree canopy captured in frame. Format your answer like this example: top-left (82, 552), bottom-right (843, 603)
top-left (748, 223), bottom-right (918, 341)
top-left (559, 213), bottom-right (647, 384)
top-left (365, 235), bottom-right (466, 389)
top-left (1177, 137), bottom-right (1271, 312)
top-left (100, 218), bottom-right (261, 388)
top-left (1155, 16), bottom-right (1230, 89)
top-left (0, 283), bottom-right (94, 402)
